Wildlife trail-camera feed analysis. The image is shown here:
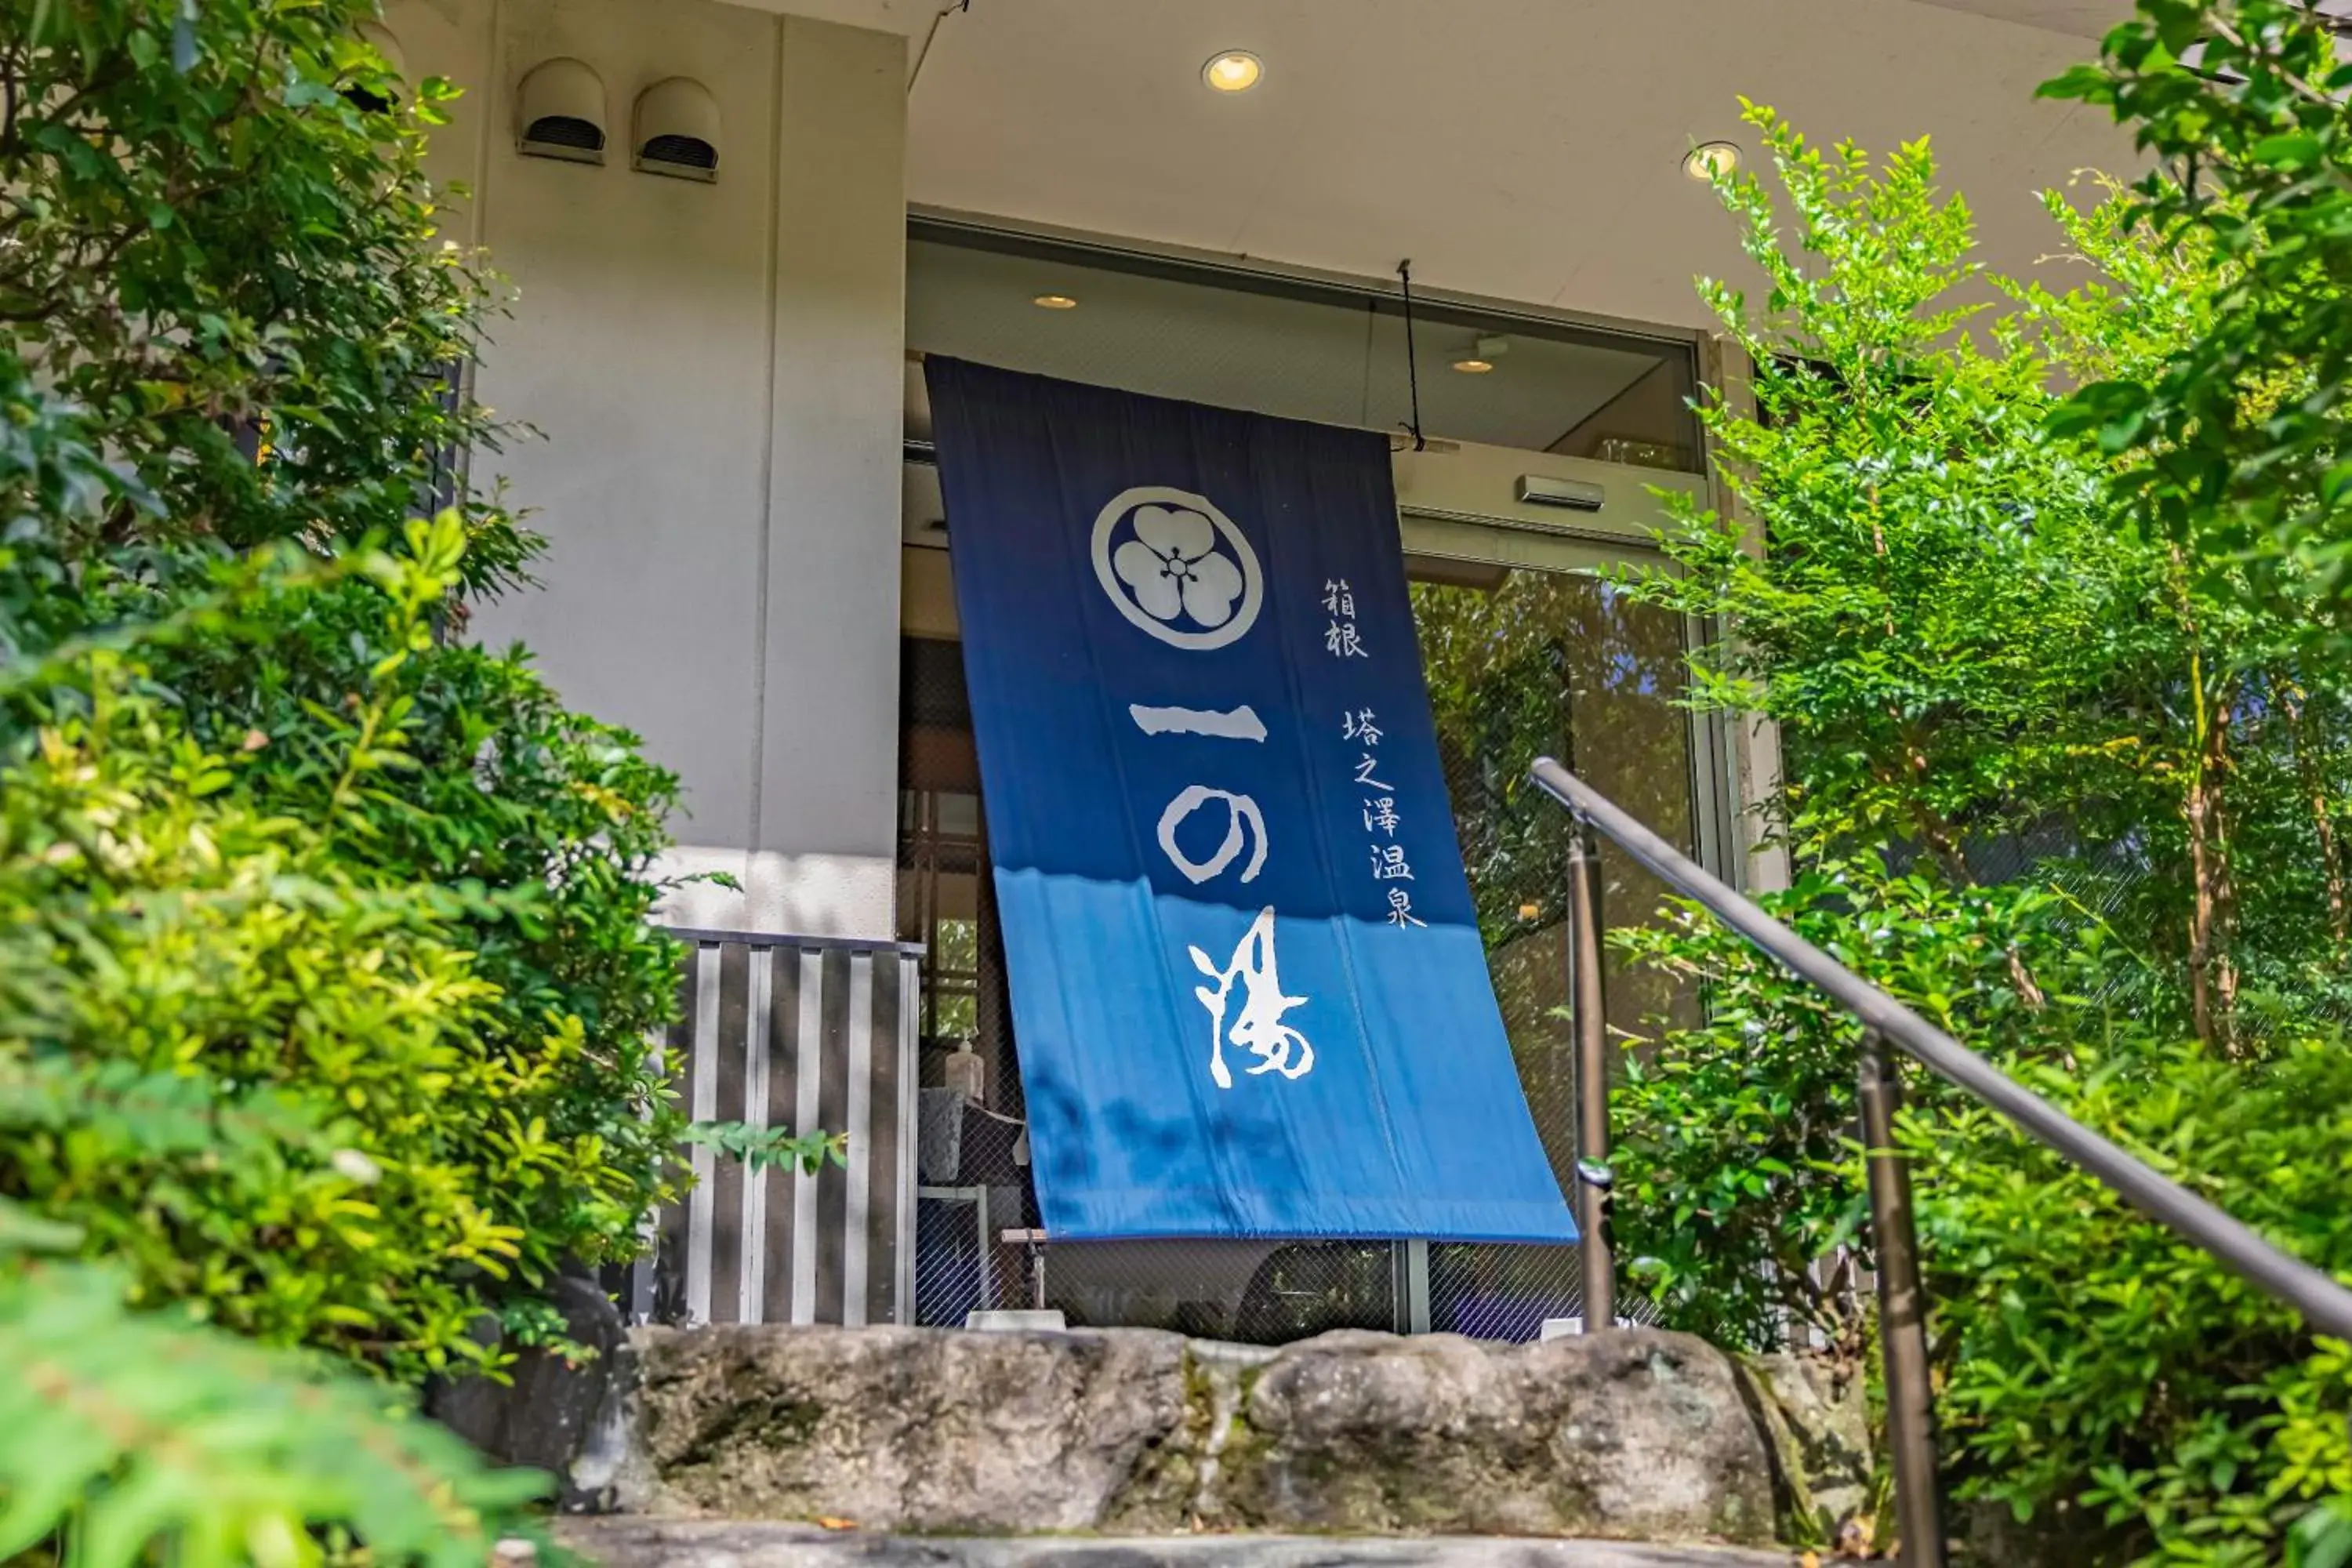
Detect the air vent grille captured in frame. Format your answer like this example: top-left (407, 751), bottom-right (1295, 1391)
top-left (641, 133), bottom-right (717, 172)
top-left (522, 114), bottom-right (604, 159)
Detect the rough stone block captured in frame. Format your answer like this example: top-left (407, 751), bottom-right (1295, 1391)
top-left (1739, 1352), bottom-right (1872, 1544)
top-left (587, 1324), bottom-right (1782, 1548)
top-left (629, 1323), bottom-right (1192, 1531)
top-left (1221, 1330), bottom-right (1778, 1544)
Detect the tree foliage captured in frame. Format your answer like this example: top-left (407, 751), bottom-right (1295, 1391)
top-left (2045, 0), bottom-right (2352, 627)
top-left (1607, 93), bottom-right (2352, 1563)
top-left (0, 0), bottom-right (525, 587)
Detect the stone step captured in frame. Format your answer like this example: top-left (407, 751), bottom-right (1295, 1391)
top-left (558, 1518), bottom-right (1804, 1568)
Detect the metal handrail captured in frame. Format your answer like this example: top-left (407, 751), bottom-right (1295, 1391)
top-left (1531, 755), bottom-right (2352, 1566)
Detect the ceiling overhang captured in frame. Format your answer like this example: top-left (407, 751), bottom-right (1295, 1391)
top-left (714, 0), bottom-right (2147, 330)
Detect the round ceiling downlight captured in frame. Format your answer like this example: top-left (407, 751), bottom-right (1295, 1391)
top-left (1203, 51), bottom-right (1263, 93)
top-left (1683, 141), bottom-right (1741, 181)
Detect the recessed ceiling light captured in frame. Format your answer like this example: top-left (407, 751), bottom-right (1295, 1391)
top-left (1032, 293), bottom-right (1079, 310)
top-left (1202, 51), bottom-right (1263, 93)
top-left (1451, 358), bottom-right (1494, 375)
top-left (1683, 141), bottom-right (1740, 181)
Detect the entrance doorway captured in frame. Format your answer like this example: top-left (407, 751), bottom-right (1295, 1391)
top-left (895, 216), bottom-right (1730, 1339)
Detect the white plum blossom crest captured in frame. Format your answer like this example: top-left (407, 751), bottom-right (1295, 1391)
top-left (1112, 506), bottom-right (1247, 630)
top-left (1089, 485), bottom-right (1264, 651)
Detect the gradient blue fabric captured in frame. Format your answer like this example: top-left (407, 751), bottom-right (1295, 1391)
top-left (924, 358), bottom-right (1574, 1243)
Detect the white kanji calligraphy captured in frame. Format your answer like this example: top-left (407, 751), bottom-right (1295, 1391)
top-left (1156, 786), bottom-right (1269, 885)
top-left (1341, 708), bottom-right (1383, 746)
top-left (1352, 753), bottom-right (1393, 790)
top-left (1129, 703), bottom-right (1268, 742)
top-left (1385, 887), bottom-right (1427, 927)
top-left (1324, 621), bottom-right (1369, 659)
top-left (1189, 906), bottom-right (1315, 1089)
top-left (1364, 797), bottom-right (1400, 836)
top-left (1322, 579), bottom-right (1356, 619)
top-left (1370, 844), bottom-right (1414, 880)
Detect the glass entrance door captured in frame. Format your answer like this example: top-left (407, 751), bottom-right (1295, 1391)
top-left (1410, 554), bottom-right (1700, 1338)
top-left (897, 535), bottom-right (1709, 1339)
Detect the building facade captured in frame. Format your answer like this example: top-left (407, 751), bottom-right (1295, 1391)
top-left (382, 0), bottom-right (2134, 1337)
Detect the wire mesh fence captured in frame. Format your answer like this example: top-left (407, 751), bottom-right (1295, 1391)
top-left (907, 1218), bottom-right (1665, 1338)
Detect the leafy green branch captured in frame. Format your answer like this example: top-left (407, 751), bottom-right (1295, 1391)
top-left (0, 1200), bottom-right (550, 1568)
top-left (682, 1121), bottom-right (848, 1178)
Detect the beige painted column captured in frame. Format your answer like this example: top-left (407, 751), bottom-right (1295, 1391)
top-left (739, 15), bottom-right (909, 939)
top-left (407, 0), bottom-right (912, 941)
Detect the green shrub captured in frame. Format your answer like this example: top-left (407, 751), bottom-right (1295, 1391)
top-left (139, 568), bottom-right (693, 1302)
top-left (2, 649), bottom-right (505, 1367)
top-left (0, 500), bottom-right (564, 1541)
top-left (1610, 874), bottom-right (2352, 1563)
top-left (1609, 864), bottom-right (2074, 1359)
top-left (0, 0), bottom-right (698, 1374)
top-left (0, 510), bottom-right (673, 1381)
top-left (1922, 1033), bottom-right (2352, 1561)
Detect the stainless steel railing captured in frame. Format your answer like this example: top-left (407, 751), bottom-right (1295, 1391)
top-left (1530, 756), bottom-right (2352, 1568)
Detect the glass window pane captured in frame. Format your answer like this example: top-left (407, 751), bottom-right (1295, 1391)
top-left (1412, 560), bottom-right (1697, 1338)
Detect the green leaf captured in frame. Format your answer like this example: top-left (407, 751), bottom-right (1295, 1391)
top-left (2250, 132), bottom-right (2322, 170)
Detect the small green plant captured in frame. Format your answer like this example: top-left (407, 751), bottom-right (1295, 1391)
top-left (683, 1121), bottom-right (850, 1177)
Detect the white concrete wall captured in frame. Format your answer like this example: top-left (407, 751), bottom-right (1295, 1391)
top-left (387, 0), bottom-right (909, 938)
